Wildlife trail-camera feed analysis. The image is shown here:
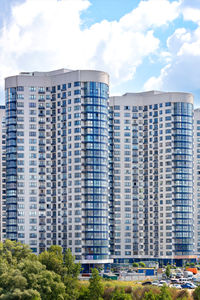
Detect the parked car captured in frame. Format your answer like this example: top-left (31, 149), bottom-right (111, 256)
top-left (173, 284), bottom-right (182, 289)
top-left (142, 281), bottom-right (152, 286)
top-left (158, 281), bottom-right (168, 287)
top-left (181, 282), bottom-right (197, 289)
top-left (176, 273), bottom-right (183, 278)
top-left (184, 271), bottom-right (193, 278)
top-left (171, 279), bottom-right (179, 284)
top-left (178, 278), bottom-right (188, 284)
top-left (152, 281), bottom-right (159, 286)
top-left (193, 277), bottom-right (200, 283)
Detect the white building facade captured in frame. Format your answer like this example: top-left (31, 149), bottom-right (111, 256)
top-left (194, 109), bottom-right (200, 256)
top-left (5, 70), bottom-right (196, 267)
top-left (5, 69), bottom-right (112, 267)
top-left (0, 106), bottom-right (6, 241)
top-left (109, 91), bottom-right (195, 265)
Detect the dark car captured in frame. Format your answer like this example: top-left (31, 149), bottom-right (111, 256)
top-left (176, 273), bottom-right (183, 279)
top-left (171, 279), bottom-right (179, 284)
top-left (181, 283), bottom-right (196, 289)
top-left (142, 281), bottom-right (152, 286)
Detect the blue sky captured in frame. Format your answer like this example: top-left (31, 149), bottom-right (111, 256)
top-left (0, 0), bottom-right (200, 106)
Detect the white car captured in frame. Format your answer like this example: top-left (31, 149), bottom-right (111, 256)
top-left (158, 281), bottom-right (168, 287)
top-left (173, 284), bottom-right (182, 289)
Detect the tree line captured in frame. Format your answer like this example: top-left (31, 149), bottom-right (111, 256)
top-left (1, 240), bottom-right (200, 299)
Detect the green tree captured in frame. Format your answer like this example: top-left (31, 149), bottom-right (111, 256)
top-left (77, 285), bottom-right (89, 300)
top-left (193, 286), bottom-right (200, 300)
top-left (0, 288), bottom-right (41, 300)
top-left (139, 262), bottom-right (146, 267)
top-left (111, 287), bottom-right (132, 300)
top-left (159, 285), bottom-right (172, 300)
top-left (165, 265), bottom-right (171, 278)
top-left (39, 245), bottom-right (64, 276)
top-left (0, 240), bottom-right (32, 266)
top-left (88, 268), bottom-right (104, 300)
top-left (0, 246), bottom-right (67, 300)
top-left (0, 268), bottom-right (27, 293)
top-left (18, 258), bottom-right (66, 300)
top-left (133, 262), bottom-right (139, 268)
top-left (185, 262), bottom-right (190, 267)
top-left (63, 248), bottom-right (81, 300)
top-left (33, 270), bottom-right (66, 300)
top-left (144, 290), bottom-right (158, 300)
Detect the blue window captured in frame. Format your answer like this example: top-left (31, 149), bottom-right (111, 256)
top-left (62, 92), bottom-right (66, 99)
top-left (62, 84), bottom-right (66, 90)
top-left (74, 90), bottom-right (80, 95)
top-left (17, 86), bottom-right (24, 91)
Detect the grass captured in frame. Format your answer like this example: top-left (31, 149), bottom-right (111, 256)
top-left (79, 279), bottom-right (144, 289)
top-left (79, 280), bottom-right (193, 299)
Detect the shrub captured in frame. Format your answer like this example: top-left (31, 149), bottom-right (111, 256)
top-left (139, 262), bottom-right (146, 268)
top-left (133, 263), bottom-right (139, 268)
top-left (77, 285), bottom-right (89, 300)
top-left (88, 268), bottom-right (104, 300)
top-left (176, 289), bottom-right (189, 299)
top-left (103, 287), bottom-right (115, 300)
top-left (124, 286), bottom-right (132, 294)
top-left (110, 287), bottom-right (132, 300)
top-left (193, 286), bottom-right (200, 300)
top-left (165, 265), bottom-right (171, 278)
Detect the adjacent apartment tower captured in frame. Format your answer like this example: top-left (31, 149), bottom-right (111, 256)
top-left (194, 108), bottom-right (200, 256)
top-left (5, 69), bottom-right (195, 267)
top-left (109, 92), bottom-right (195, 266)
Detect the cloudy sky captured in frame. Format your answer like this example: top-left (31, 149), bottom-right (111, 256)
top-left (0, 0), bottom-right (200, 105)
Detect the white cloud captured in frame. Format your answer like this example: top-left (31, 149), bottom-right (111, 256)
top-left (120, 0), bottom-right (180, 31)
top-left (144, 1), bottom-right (200, 100)
top-left (144, 26), bottom-right (200, 96)
top-left (181, 0), bottom-right (200, 23)
top-left (167, 28), bottom-right (191, 54)
top-left (0, 0), bottom-right (180, 98)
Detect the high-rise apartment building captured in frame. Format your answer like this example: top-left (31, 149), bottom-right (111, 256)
top-left (0, 106), bottom-right (6, 241)
top-left (109, 91), bottom-right (195, 265)
top-left (5, 69), bottom-right (196, 267)
top-left (194, 108), bottom-right (200, 255)
top-left (5, 69), bottom-right (112, 267)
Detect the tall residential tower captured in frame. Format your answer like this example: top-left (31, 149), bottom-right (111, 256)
top-left (5, 69), bottom-right (112, 267)
top-left (109, 91), bottom-right (194, 265)
top-left (0, 106), bottom-right (6, 241)
top-left (194, 108), bottom-right (200, 256)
